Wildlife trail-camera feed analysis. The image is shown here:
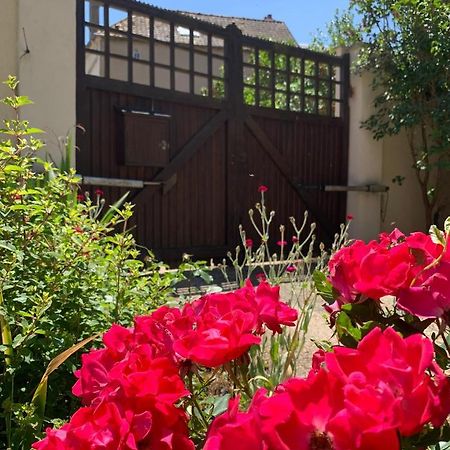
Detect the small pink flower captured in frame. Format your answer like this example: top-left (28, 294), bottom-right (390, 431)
top-left (258, 185), bottom-right (268, 193)
top-left (346, 214), bottom-right (354, 221)
top-left (77, 194), bottom-right (84, 202)
top-left (245, 239), bottom-right (253, 248)
top-left (286, 265), bottom-right (296, 273)
top-left (73, 226), bottom-right (83, 234)
top-left (277, 240), bottom-right (287, 247)
top-left (292, 236), bottom-right (299, 243)
top-left (95, 188), bottom-right (104, 197)
top-left (256, 273), bottom-right (267, 282)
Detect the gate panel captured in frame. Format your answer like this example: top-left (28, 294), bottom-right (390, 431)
top-left (238, 115), bottom-right (347, 243)
top-left (77, 0), bottom-right (350, 260)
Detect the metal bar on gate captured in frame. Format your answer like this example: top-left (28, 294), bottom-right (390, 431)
top-left (298, 184), bottom-right (389, 193)
top-left (325, 184), bottom-right (389, 193)
top-left (78, 175), bottom-right (162, 189)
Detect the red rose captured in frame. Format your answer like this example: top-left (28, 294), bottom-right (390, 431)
top-left (254, 281), bottom-right (298, 334)
top-left (173, 309), bottom-right (261, 368)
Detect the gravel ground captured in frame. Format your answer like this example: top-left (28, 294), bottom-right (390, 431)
top-left (279, 284), bottom-right (336, 376)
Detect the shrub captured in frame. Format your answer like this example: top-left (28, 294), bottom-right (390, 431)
top-left (0, 76), bottom-right (188, 447)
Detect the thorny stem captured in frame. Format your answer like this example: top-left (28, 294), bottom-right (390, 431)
top-left (187, 373), bottom-right (209, 430)
top-left (224, 362), bottom-right (252, 398)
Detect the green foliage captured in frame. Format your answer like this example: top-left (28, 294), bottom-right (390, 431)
top-left (0, 76), bottom-right (189, 447)
top-left (311, 9), bottom-right (362, 53)
top-left (317, 0), bottom-right (450, 226)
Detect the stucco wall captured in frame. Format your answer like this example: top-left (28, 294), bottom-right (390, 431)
top-left (0, 0), bottom-right (18, 120)
top-left (381, 133), bottom-right (427, 233)
top-left (345, 47), bottom-right (384, 241)
top-left (0, 0), bottom-right (76, 165)
top-left (345, 45), bottom-right (428, 240)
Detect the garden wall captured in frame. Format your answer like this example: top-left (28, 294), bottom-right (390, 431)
top-left (0, 0), bottom-right (18, 120)
top-left (345, 46), bottom-right (427, 239)
top-left (0, 0), bottom-right (76, 164)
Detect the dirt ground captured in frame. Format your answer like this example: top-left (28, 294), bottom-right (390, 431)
top-left (279, 284), bottom-right (337, 377)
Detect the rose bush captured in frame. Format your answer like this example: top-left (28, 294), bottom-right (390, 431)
top-left (33, 217), bottom-right (450, 450)
top-left (33, 281), bottom-right (298, 449)
top-left (204, 327), bottom-right (450, 450)
top-left (327, 225), bottom-right (450, 319)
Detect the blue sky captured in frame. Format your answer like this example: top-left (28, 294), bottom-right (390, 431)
top-left (137, 1), bottom-right (351, 44)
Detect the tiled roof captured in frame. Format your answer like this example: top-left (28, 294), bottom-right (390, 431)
top-left (111, 10), bottom-right (297, 46)
top-left (181, 12), bottom-right (297, 44)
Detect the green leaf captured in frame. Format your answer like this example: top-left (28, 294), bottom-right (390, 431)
top-left (313, 270), bottom-right (336, 304)
top-left (336, 311), bottom-right (361, 347)
top-left (31, 333), bottom-right (99, 431)
top-left (4, 164), bottom-right (24, 173)
top-left (430, 225), bottom-right (446, 246)
top-left (100, 191), bottom-right (129, 225)
top-left (270, 338), bottom-right (279, 363)
top-left (212, 394), bottom-right (231, 416)
top-left (0, 241), bottom-right (16, 252)
top-left (22, 127), bottom-right (45, 135)
top-left (15, 96), bottom-right (34, 107)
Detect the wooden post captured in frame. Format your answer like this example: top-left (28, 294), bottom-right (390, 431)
top-left (225, 24), bottom-right (247, 247)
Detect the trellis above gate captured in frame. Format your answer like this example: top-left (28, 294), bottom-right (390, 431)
top-left (80, 0), bottom-right (348, 118)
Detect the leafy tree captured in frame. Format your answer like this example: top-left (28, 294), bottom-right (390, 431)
top-left (317, 0), bottom-right (450, 227)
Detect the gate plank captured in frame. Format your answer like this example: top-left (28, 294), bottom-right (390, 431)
top-left (154, 109), bottom-right (228, 186)
top-left (245, 116), bottom-right (334, 239)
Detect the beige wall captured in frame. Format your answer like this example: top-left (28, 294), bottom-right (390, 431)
top-left (345, 47), bottom-right (384, 241)
top-left (0, 0), bottom-right (76, 165)
top-left (0, 0), bottom-right (18, 120)
top-left (345, 45), bottom-right (427, 240)
top-left (381, 133), bottom-right (426, 233)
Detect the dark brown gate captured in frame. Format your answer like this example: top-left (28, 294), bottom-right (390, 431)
top-left (76, 0), bottom-right (350, 261)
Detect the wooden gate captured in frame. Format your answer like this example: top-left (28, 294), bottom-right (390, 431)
top-left (76, 0), bottom-right (350, 261)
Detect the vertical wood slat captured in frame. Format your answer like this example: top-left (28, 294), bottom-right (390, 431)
top-left (255, 49), bottom-right (260, 107)
top-left (127, 9), bottom-right (133, 82)
top-left (328, 63), bottom-right (333, 116)
top-left (314, 61), bottom-right (319, 115)
top-left (207, 33), bottom-right (213, 97)
top-left (170, 22), bottom-right (175, 90)
top-left (149, 16), bottom-right (155, 87)
top-left (270, 50), bottom-right (276, 108)
top-left (104, 3), bottom-right (110, 79)
top-left (300, 58), bottom-right (305, 112)
top-left (286, 56), bottom-right (291, 111)
top-left (189, 29), bottom-right (195, 95)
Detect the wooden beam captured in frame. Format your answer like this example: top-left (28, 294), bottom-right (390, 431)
top-left (245, 116), bottom-right (335, 239)
top-left (154, 109), bottom-right (228, 184)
